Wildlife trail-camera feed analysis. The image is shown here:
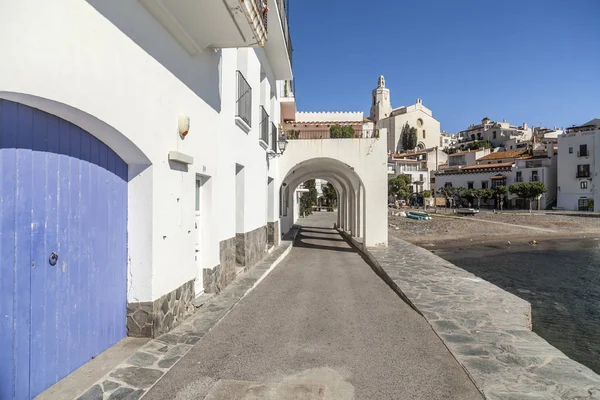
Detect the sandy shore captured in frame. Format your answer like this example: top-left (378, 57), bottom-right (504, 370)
top-left (389, 211), bottom-right (600, 247)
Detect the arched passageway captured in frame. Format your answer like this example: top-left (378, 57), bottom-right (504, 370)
top-left (278, 150), bottom-right (387, 248)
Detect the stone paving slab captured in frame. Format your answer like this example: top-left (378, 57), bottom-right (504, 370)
top-left (76, 230), bottom-right (298, 400)
top-left (359, 234), bottom-right (600, 400)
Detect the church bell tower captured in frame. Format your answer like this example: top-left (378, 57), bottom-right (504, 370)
top-left (369, 75), bottom-right (392, 123)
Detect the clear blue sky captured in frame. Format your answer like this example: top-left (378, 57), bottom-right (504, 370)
top-left (288, 0), bottom-right (600, 133)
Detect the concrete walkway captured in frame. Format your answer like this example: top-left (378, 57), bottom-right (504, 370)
top-left (144, 213), bottom-right (483, 400)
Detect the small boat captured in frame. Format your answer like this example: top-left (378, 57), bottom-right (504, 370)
top-left (456, 208), bottom-right (479, 215)
top-left (406, 211), bottom-right (432, 221)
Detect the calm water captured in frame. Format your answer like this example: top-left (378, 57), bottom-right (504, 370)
top-left (434, 239), bottom-right (600, 374)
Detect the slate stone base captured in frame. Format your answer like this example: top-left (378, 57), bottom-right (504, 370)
top-left (127, 280), bottom-right (195, 338)
top-left (267, 221), bottom-right (280, 247)
top-left (203, 237), bottom-right (236, 294)
top-left (236, 225), bottom-right (267, 267)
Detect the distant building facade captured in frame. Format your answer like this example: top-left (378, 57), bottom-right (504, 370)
top-left (369, 76), bottom-right (441, 153)
top-left (435, 146), bottom-right (557, 209)
top-left (557, 119), bottom-right (600, 211)
top-left (388, 147), bottom-right (448, 193)
top-left (457, 117), bottom-right (533, 150)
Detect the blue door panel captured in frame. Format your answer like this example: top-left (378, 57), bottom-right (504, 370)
top-left (0, 99), bottom-right (128, 399)
top-left (0, 100), bottom-right (18, 400)
top-left (15, 102), bottom-right (34, 397)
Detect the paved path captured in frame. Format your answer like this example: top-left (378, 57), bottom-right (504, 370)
top-left (145, 213), bottom-right (482, 400)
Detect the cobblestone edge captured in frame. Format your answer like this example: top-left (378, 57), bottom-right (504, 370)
top-left (341, 231), bottom-right (600, 400)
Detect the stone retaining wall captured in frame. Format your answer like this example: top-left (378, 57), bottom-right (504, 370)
top-left (342, 231), bottom-right (600, 399)
top-left (203, 237), bottom-right (237, 294)
top-left (127, 279), bottom-right (195, 338)
top-left (236, 225), bottom-right (267, 267)
top-left (267, 221), bottom-right (280, 247)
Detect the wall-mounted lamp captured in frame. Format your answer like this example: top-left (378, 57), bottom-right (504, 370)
top-left (178, 114), bottom-right (190, 138)
top-left (268, 133), bottom-right (289, 160)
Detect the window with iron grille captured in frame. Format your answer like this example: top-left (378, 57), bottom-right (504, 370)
top-left (236, 71), bottom-right (252, 128)
top-left (259, 106), bottom-right (269, 144)
top-left (271, 122), bottom-right (278, 152)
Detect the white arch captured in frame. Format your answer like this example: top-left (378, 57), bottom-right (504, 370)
top-left (0, 91), bottom-right (150, 166)
top-left (280, 157), bottom-right (368, 245)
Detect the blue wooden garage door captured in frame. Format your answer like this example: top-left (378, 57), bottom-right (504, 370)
top-left (0, 99), bottom-right (128, 399)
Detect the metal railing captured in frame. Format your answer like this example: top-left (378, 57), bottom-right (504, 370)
top-left (259, 106), bottom-right (269, 144)
top-left (578, 150), bottom-right (590, 157)
top-left (577, 173), bottom-right (591, 178)
top-left (277, 0), bottom-right (293, 68)
top-left (286, 129), bottom-right (378, 140)
top-left (236, 71), bottom-right (252, 127)
top-left (271, 122), bottom-right (278, 152)
top-left (530, 175), bottom-right (539, 182)
top-left (253, 0), bottom-right (268, 32)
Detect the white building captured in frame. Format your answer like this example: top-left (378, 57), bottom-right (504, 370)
top-left (435, 147), bottom-right (557, 209)
top-left (388, 148), bottom-right (448, 193)
top-left (457, 117), bottom-right (533, 150)
top-left (0, 0), bottom-right (295, 397)
top-left (557, 119), bottom-right (600, 211)
top-left (369, 76), bottom-right (442, 153)
top-left (440, 131), bottom-right (458, 149)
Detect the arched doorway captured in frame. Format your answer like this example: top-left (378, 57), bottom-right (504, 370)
top-left (0, 99), bottom-right (128, 398)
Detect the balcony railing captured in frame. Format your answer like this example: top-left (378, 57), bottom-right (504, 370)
top-left (254, 0), bottom-right (268, 33)
top-left (259, 106), bottom-right (269, 144)
top-left (277, 0), bottom-right (293, 68)
top-left (530, 176), bottom-right (539, 182)
top-left (578, 150), bottom-right (590, 157)
top-left (236, 71), bottom-right (252, 127)
top-left (286, 129), bottom-right (378, 140)
top-left (577, 173), bottom-right (591, 178)
top-left (516, 176), bottom-right (523, 182)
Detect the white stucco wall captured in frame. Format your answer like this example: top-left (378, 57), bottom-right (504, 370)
top-left (277, 133), bottom-right (389, 247)
top-left (557, 131), bottom-right (599, 211)
top-left (0, 0), bottom-right (285, 302)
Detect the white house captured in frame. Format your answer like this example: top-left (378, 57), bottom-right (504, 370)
top-left (435, 147), bottom-right (557, 209)
top-left (440, 131), bottom-right (458, 149)
top-left (557, 119), bottom-right (600, 211)
top-left (0, 0), bottom-right (294, 397)
top-left (369, 76), bottom-right (442, 153)
top-left (388, 147), bottom-right (448, 193)
top-left (458, 117), bottom-right (533, 150)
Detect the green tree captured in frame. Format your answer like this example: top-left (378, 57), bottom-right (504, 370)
top-left (287, 130), bottom-right (300, 139)
top-left (494, 185), bottom-right (508, 210)
top-left (341, 125), bottom-right (355, 138)
top-left (299, 179), bottom-right (318, 216)
top-left (400, 122), bottom-right (410, 151)
top-left (466, 188), bottom-right (494, 209)
top-left (421, 190), bottom-right (432, 198)
top-left (330, 124), bottom-right (354, 138)
top-left (400, 123), bottom-right (418, 151)
top-left (321, 182), bottom-right (337, 208)
top-left (509, 182), bottom-right (547, 211)
top-left (388, 175), bottom-right (411, 201)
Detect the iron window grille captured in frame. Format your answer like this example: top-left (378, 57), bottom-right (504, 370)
top-left (236, 71), bottom-right (252, 128)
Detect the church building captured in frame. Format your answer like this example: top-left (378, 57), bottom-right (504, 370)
top-left (369, 76), bottom-right (441, 153)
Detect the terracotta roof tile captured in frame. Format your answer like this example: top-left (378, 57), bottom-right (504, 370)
top-left (461, 162), bottom-right (514, 170)
top-left (477, 149), bottom-right (528, 161)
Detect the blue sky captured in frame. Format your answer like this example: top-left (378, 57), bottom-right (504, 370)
top-left (288, 0), bottom-right (600, 133)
